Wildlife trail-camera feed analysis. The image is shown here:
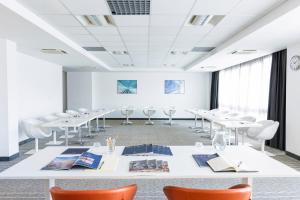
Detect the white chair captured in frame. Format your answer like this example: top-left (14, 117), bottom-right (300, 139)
top-left (78, 108), bottom-right (89, 114)
top-left (66, 110), bottom-right (80, 116)
top-left (23, 119), bottom-right (52, 154)
top-left (246, 120), bottom-right (279, 152)
top-left (55, 113), bottom-right (76, 139)
top-left (121, 106), bottom-right (134, 125)
top-left (237, 116), bottom-right (256, 144)
top-left (163, 106), bottom-right (176, 126)
top-left (40, 115), bottom-right (64, 145)
top-left (143, 107), bottom-right (156, 125)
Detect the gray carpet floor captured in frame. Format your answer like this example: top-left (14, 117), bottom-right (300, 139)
top-left (0, 120), bottom-right (299, 200)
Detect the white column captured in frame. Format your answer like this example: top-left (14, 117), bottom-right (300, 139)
top-left (0, 39), bottom-right (19, 159)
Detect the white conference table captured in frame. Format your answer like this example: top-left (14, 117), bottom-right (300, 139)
top-left (0, 146), bottom-right (298, 200)
top-left (196, 110), bottom-right (262, 144)
top-left (42, 109), bottom-right (115, 145)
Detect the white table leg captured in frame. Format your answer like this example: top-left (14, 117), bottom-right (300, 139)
top-left (235, 128), bottom-right (239, 145)
top-left (242, 177), bottom-right (253, 199)
top-left (210, 121), bottom-right (213, 139)
top-left (65, 127), bottom-right (69, 146)
top-left (79, 126), bottom-right (82, 145)
top-left (49, 178), bottom-right (55, 200)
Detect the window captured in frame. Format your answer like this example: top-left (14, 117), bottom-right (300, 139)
top-left (218, 55), bottom-right (272, 120)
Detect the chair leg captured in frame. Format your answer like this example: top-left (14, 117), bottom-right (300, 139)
top-left (35, 138), bottom-right (39, 152)
top-left (261, 140), bottom-right (265, 152)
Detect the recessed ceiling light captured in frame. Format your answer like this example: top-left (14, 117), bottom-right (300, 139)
top-left (231, 50), bottom-right (257, 55)
top-left (40, 49), bottom-right (67, 54)
top-left (187, 15), bottom-right (225, 26)
top-left (75, 15), bottom-right (115, 26)
top-left (170, 51), bottom-right (189, 55)
top-left (112, 51), bottom-right (128, 55)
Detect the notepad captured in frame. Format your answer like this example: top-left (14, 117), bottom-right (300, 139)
top-left (207, 156), bottom-right (258, 172)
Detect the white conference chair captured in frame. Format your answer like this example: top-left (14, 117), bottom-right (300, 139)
top-left (121, 106), bottom-right (134, 125)
top-left (78, 108), bottom-right (89, 114)
top-left (40, 115), bottom-right (64, 145)
top-left (143, 106), bottom-right (156, 125)
top-left (66, 109), bottom-right (80, 116)
top-left (238, 116), bottom-right (256, 144)
top-left (246, 120), bottom-right (279, 152)
top-left (163, 106), bottom-right (176, 126)
top-left (55, 112), bottom-right (76, 139)
top-left (23, 119), bottom-right (52, 154)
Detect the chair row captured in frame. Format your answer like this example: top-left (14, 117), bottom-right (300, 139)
top-left (22, 108), bottom-right (100, 153)
top-left (50, 184), bottom-right (251, 200)
top-left (186, 108), bottom-right (279, 151)
top-left (121, 106), bottom-right (177, 126)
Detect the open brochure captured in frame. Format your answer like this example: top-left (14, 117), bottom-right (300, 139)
top-left (42, 151), bottom-right (102, 170)
top-left (129, 159), bottom-right (169, 172)
top-left (122, 144), bottom-right (173, 156)
top-left (206, 156), bottom-right (258, 172)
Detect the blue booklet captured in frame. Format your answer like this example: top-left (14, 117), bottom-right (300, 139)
top-left (192, 154), bottom-right (219, 167)
top-left (122, 144), bottom-right (173, 156)
top-left (42, 152), bottom-right (102, 170)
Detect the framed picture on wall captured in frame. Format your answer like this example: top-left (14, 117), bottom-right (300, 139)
top-left (164, 80), bottom-right (185, 94)
top-left (117, 80), bottom-right (137, 94)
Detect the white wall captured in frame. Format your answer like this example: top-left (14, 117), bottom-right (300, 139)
top-left (286, 43), bottom-right (300, 156)
top-left (17, 52), bottom-right (63, 141)
top-left (91, 72), bottom-right (211, 118)
top-left (67, 72), bottom-right (93, 110)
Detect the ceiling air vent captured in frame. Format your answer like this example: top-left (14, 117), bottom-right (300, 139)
top-left (231, 50), bottom-right (257, 55)
top-left (188, 15), bottom-right (225, 26)
top-left (40, 49), bottom-right (67, 54)
top-left (107, 0), bottom-right (150, 15)
top-left (192, 47), bottom-right (215, 52)
top-left (83, 47), bottom-right (106, 52)
top-left (75, 15), bottom-right (115, 26)
top-left (112, 50), bottom-right (128, 55)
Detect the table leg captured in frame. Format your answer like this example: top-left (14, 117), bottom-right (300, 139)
top-left (210, 121), bottom-right (213, 139)
top-left (242, 177), bottom-right (253, 199)
top-left (49, 178), bottom-right (55, 200)
top-left (88, 121), bottom-right (91, 136)
top-left (235, 128), bottom-right (239, 145)
top-left (65, 127), bottom-right (69, 146)
top-left (79, 126), bottom-right (82, 145)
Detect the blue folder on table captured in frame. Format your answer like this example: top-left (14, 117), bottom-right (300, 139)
top-left (122, 144), bottom-right (173, 156)
top-left (192, 154), bottom-right (219, 167)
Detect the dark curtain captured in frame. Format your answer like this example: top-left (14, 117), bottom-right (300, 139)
top-left (266, 49), bottom-right (287, 150)
top-left (210, 71), bottom-right (219, 109)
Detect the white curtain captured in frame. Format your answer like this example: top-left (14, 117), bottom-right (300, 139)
top-left (218, 55), bottom-right (272, 120)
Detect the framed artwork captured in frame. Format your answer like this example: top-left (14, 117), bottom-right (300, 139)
top-left (117, 80), bottom-right (137, 94)
top-left (164, 80), bottom-right (185, 94)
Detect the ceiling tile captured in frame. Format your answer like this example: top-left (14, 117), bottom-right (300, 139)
top-left (113, 16), bottom-right (149, 27)
top-left (100, 41), bottom-right (125, 47)
top-left (42, 14), bottom-right (82, 26)
top-left (150, 15), bottom-right (186, 27)
top-left (113, 55), bottom-right (131, 63)
top-left (60, 0), bottom-right (111, 15)
top-left (60, 27), bottom-right (89, 35)
top-left (87, 27), bottom-right (119, 35)
top-left (191, 0), bottom-right (241, 15)
top-left (151, 0), bottom-right (195, 15)
top-left (118, 27), bottom-right (149, 35)
top-left (122, 35), bottom-right (148, 42)
top-left (149, 27), bottom-right (181, 36)
top-left (94, 35), bottom-right (123, 42)
top-left (17, 0), bottom-right (69, 14)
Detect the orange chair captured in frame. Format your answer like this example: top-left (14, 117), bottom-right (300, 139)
top-left (50, 184), bottom-right (137, 200)
top-left (163, 184), bottom-right (251, 200)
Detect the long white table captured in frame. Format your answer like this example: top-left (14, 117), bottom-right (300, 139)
top-left (42, 109), bottom-right (115, 145)
top-left (0, 146), bottom-right (298, 200)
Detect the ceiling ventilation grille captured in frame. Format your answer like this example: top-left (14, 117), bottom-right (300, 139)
top-left (83, 47), bottom-right (106, 51)
top-left (231, 50), bottom-right (257, 55)
top-left (192, 47), bottom-right (215, 52)
top-left (107, 0), bottom-right (150, 15)
top-left (40, 49), bottom-right (67, 54)
top-left (188, 15), bottom-right (225, 26)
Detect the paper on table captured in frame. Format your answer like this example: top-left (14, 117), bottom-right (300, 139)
top-left (99, 156), bottom-right (119, 172)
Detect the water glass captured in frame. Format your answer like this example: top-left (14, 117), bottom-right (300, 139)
top-left (212, 131), bottom-right (226, 151)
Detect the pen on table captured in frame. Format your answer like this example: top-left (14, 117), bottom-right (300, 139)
top-left (98, 161), bottom-right (104, 170)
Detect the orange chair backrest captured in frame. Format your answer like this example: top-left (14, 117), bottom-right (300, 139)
top-left (50, 184), bottom-right (137, 200)
top-left (164, 184), bottom-right (251, 200)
